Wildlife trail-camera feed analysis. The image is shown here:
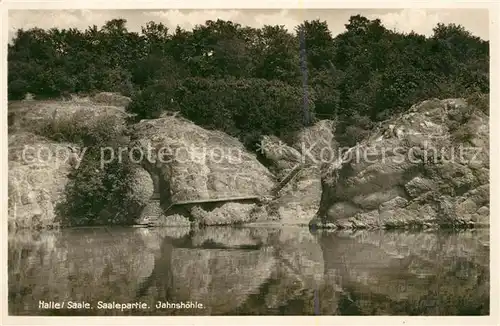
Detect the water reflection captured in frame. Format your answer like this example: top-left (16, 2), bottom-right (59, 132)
top-left (8, 226), bottom-right (489, 315)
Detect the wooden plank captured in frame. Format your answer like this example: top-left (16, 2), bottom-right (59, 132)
top-left (150, 165), bottom-right (304, 207)
top-left (172, 195), bottom-right (261, 205)
top-left (158, 195), bottom-right (262, 214)
top-left (150, 195), bottom-right (261, 204)
top-left (271, 164), bottom-right (303, 195)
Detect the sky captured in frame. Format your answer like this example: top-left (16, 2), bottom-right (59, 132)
top-left (8, 9), bottom-right (490, 42)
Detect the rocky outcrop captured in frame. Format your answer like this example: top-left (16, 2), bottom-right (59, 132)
top-left (93, 92), bottom-right (132, 108)
top-left (8, 97), bottom-right (132, 229)
top-left (8, 95), bottom-right (490, 229)
top-left (260, 135), bottom-right (302, 178)
top-left (293, 119), bottom-right (338, 165)
top-left (9, 97), bottom-right (277, 228)
top-left (129, 116), bottom-right (275, 225)
top-left (8, 98), bottom-right (129, 136)
top-left (138, 201), bottom-right (191, 226)
top-left (311, 98), bottom-right (489, 229)
top-left (259, 120), bottom-right (337, 225)
top-left (133, 118), bottom-right (340, 227)
top-left (8, 132), bottom-right (78, 230)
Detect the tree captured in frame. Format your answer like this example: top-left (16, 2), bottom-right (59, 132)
top-left (254, 25), bottom-right (301, 83)
top-left (296, 19), bottom-right (335, 70)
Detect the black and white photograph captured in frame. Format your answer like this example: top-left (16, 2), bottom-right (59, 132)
top-left (2, 3), bottom-right (497, 324)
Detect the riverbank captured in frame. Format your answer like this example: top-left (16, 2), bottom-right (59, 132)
top-left (8, 93), bottom-right (490, 230)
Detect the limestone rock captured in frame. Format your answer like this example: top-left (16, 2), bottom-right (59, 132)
top-left (130, 116), bottom-right (275, 225)
top-left (260, 135), bottom-right (301, 175)
top-left (313, 98), bottom-right (489, 229)
top-left (8, 132), bottom-right (77, 230)
top-left (131, 116), bottom-right (274, 201)
top-left (138, 201), bottom-right (191, 226)
top-left (189, 202), bottom-right (257, 226)
top-left (270, 166), bottom-right (323, 225)
top-left (92, 92), bottom-right (132, 108)
top-left (8, 98), bottom-right (129, 139)
top-left (259, 120), bottom-right (337, 225)
top-left (326, 202), bottom-right (361, 220)
top-left (404, 177), bottom-right (437, 198)
top-left (293, 119), bottom-right (337, 165)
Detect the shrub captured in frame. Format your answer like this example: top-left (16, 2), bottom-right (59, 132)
top-left (44, 110), bottom-right (139, 226)
top-left (466, 92), bottom-right (489, 116)
top-left (55, 148), bottom-right (138, 227)
top-left (100, 68), bottom-right (136, 97)
top-left (8, 79), bottom-right (29, 100)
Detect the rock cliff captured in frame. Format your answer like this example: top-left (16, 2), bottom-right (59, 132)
top-left (8, 132), bottom-right (77, 230)
top-left (7, 96), bottom-right (131, 230)
top-left (311, 98), bottom-right (489, 229)
top-left (129, 115), bottom-right (275, 226)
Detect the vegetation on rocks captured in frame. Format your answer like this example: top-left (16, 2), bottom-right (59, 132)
top-left (55, 147), bottom-right (138, 227)
top-left (49, 107), bottom-right (148, 227)
top-left (129, 77), bottom-right (315, 148)
top-left (8, 97), bottom-right (144, 228)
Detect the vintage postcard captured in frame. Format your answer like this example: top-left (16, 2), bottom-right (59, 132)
top-left (1, 1), bottom-right (498, 325)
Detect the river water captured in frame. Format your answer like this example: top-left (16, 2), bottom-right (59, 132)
top-left (8, 226), bottom-right (489, 315)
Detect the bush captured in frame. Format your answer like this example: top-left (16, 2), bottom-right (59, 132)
top-left (466, 92), bottom-right (489, 116)
top-left (127, 79), bottom-right (179, 119)
top-left (8, 79), bottom-right (29, 100)
top-left (100, 68), bottom-right (135, 97)
top-left (55, 148), bottom-right (138, 226)
top-left (44, 111), bottom-right (139, 227)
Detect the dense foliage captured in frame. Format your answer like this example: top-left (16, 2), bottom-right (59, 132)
top-left (43, 114), bottom-right (139, 227)
top-left (55, 147), bottom-right (137, 226)
top-left (129, 77), bottom-right (316, 147)
top-left (8, 15), bottom-right (489, 147)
